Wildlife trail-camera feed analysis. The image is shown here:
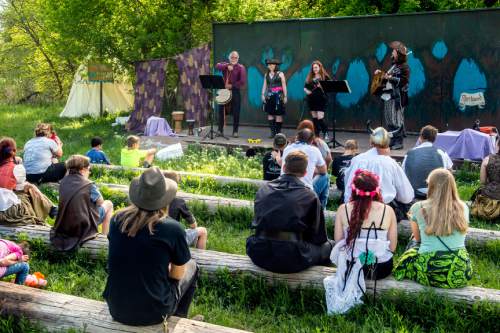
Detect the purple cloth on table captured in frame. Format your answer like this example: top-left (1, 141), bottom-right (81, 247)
top-left (144, 117), bottom-right (176, 137)
top-left (128, 59), bottom-right (167, 133)
top-left (175, 44), bottom-right (210, 126)
top-left (433, 129), bottom-right (495, 160)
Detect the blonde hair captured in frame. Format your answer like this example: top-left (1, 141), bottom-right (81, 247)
top-left (35, 123), bottom-right (51, 137)
top-left (65, 154), bottom-right (90, 173)
top-left (370, 127), bottom-right (390, 148)
top-left (344, 139), bottom-right (358, 152)
top-left (423, 168), bottom-right (468, 236)
top-left (116, 204), bottom-right (167, 237)
top-left (163, 171), bottom-right (181, 184)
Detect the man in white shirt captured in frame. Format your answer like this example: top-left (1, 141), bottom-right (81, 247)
top-left (402, 125), bottom-right (453, 198)
top-left (281, 129), bottom-right (327, 189)
top-left (344, 127), bottom-right (414, 221)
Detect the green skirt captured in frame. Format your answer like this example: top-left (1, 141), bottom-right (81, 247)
top-left (393, 248), bottom-right (472, 288)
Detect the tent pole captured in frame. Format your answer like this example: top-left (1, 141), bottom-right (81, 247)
top-left (99, 81), bottom-right (103, 117)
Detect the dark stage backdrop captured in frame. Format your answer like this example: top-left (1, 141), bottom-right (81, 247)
top-left (213, 9), bottom-right (499, 132)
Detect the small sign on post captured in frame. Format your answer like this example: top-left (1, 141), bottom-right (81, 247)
top-left (88, 64), bottom-right (114, 117)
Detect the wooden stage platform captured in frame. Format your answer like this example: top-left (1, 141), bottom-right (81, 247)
top-left (140, 125), bottom-right (414, 161)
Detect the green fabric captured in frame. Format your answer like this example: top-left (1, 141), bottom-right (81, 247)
top-left (409, 201), bottom-right (467, 254)
top-left (393, 247), bottom-right (472, 288)
top-left (120, 148), bottom-right (148, 168)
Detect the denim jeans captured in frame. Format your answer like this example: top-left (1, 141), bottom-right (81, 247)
top-left (313, 173), bottom-right (330, 209)
top-left (4, 262), bottom-right (29, 285)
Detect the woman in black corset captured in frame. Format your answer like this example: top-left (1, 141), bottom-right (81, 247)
top-left (261, 58), bottom-right (287, 138)
top-left (304, 60), bottom-right (331, 139)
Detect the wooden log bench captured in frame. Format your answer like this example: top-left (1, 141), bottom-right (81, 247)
top-left (90, 164), bottom-right (343, 198)
top-left (0, 281), bottom-right (251, 333)
top-left (100, 183), bottom-right (499, 246)
top-left (0, 224), bottom-right (498, 305)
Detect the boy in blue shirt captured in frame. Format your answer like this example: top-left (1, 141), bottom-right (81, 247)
top-left (86, 137), bottom-right (111, 165)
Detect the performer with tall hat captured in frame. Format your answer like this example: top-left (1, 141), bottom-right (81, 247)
top-left (261, 58), bottom-right (287, 138)
top-left (304, 60), bottom-right (331, 140)
top-left (374, 41), bottom-right (410, 150)
top-left (215, 51), bottom-right (247, 138)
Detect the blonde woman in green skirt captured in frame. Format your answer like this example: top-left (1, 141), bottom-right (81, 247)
top-left (393, 168), bottom-right (472, 288)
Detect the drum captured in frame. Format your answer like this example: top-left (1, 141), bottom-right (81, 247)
top-left (215, 89), bottom-right (232, 105)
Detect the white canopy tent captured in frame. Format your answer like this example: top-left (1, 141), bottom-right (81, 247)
top-left (60, 66), bottom-right (134, 118)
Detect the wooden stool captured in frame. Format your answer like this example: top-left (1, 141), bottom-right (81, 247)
top-left (171, 111), bottom-right (184, 134)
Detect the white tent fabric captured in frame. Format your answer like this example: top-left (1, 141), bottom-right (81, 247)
top-left (60, 67), bottom-right (134, 118)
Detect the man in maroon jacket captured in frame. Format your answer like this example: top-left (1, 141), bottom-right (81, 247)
top-left (215, 50), bottom-right (247, 138)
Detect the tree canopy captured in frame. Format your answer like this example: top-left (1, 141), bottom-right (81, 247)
top-left (0, 0), bottom-right (497, 102)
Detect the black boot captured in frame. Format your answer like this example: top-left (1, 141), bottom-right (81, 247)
top-left (312, 118), bottom-right (320, 137)
top-left (275, 121), bottom-right (282, 135)
top-left (268, 119), bottom-right (276, 138)
top-left (318, 118), bottom-right (328, 139)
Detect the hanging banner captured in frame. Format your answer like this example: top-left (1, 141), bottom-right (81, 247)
top-left (127, 59), bottom-right (167, 133)
top-left (175, 44), bottom-right (211, 126)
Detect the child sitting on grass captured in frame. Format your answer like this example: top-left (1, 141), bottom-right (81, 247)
top-left (120, 135), bottom-right (156, 168)
top-left (86, 137), bottom-right (111, 165)
top-left (163, 171), bottom-right (208, 250)
top-left (0, 239), bottom-right (30, 285)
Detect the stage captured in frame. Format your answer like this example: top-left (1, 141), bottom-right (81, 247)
top-left (140, 125), bottom-right (414, 161)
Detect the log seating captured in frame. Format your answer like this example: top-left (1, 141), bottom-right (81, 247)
top-left (0, 224), bottom-right (499, 305)
top-left (0, 281), bottom-right (252, 333)
top-left (99, 183), bottom-right (500, 246)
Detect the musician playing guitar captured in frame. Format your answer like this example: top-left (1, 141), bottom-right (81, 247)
top-left (374, 41), bottom-right (410, 150)
top-left (215, 51), bottom-right (247, 138)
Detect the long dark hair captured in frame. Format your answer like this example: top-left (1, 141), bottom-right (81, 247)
top-left (346, 169), bottom-right (383, 248)
top-left (0, 137), bottom-right (16, 165)
top-left (306, 60), bottom-right (330, 83)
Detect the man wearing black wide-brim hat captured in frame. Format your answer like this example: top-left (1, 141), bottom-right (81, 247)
top-left (374, 41), bottom-right (410, 150)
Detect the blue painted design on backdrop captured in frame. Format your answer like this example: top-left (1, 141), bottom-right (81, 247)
top-left (287, 66), bottom-right (310, 100)
top-left (337, 59), bottom-right (369, 108)
top-left (247, 66), bottom-right (264, 107)
top-left (280, 49), bottom-right (293, 72)
top-left (261, 48), bottom-right (274, 67)
top-left (375, 43), bottom-right (387, 63)
top-left (407, 50), bottom-right (426, 97)
top-left (331, 59), bottom-right (340, 76)
top-left (452, 58), bottom-right (487, 109)
top-left (432, 40), bottom-right (448, 60)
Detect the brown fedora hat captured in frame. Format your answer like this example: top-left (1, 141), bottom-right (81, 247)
top-left (129, 167), bottom-right (177, 211)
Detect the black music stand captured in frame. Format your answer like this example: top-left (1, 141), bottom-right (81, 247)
top-left (199, 75), bottom-right (229, 140)
top-left (320, 80), bottom-right (351, 148)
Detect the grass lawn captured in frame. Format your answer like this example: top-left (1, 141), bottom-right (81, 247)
top-left (1, 104), bottom-right (499, 332)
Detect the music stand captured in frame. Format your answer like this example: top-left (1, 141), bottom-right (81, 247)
top-left (320, 80), bottom-right (351, 148)
top-left (199, 75), bottom-right (229, 140)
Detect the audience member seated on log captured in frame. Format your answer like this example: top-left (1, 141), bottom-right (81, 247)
top-left (297, 120), bottom-right (333, 208)
top-left (471, 139), bottom-right (500, 221)
top-left (281, 128), bottom-right (329, 209)
top-left (0, 137), bottom-right (57, 225)
top-left (0, 239), bottom-right (30, 285)
top-left (393, 168), bottom-right (472, 288)
top-left (247, 150), bottom-right (334, 274)
top-left (23, 123), bottom-right (66, 184)
top-left (103, 167), bottom-right (199, 325)
top-left (402, 125), bottom-right (453, 199)
top-left (120, 135), bottom-right (156, 168)
top-left (86, 137), bottom-right (111, 165)
top-left (332, 139), bottom-right (358, 201)
top-left (262, 133), bottom-right (288, 181)
top-left (344, 127), bottom-right (414, 221)
top-left (164, 171), bottom-right (208, 250)
top-left (50, 155), bottom-right (114, 251)
top-left (325, 169), bottom-right (397, 314)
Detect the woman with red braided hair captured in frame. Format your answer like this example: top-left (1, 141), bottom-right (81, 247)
top-left (324, 169), bottom-right (397, 314)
